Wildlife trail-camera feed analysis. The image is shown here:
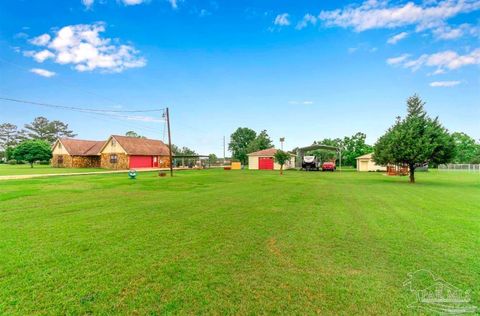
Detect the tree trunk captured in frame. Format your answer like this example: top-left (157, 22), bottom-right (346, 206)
top-left (280, 164), bottom-right (283, 175)
top-left (30, 162), bottom-right (34, 168)
top-left (409, 164), bottom-right (415, 183)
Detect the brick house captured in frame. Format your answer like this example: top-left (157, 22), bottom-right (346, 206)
top-left (98, 135), bottom-right (171, 169)
top-left (52, 136), bottom-right (171, 169)
top-left (51, 139), bottom-right (104, 168)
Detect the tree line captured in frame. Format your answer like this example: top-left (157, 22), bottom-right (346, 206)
top-left (0, 117), bottom-right (76, 162)
top-left (227, 94), bottom-right (479, 183)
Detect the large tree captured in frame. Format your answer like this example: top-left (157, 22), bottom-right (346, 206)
top-left (342, 133), bottom-right (373, 167)
top-left (451, 132), bottom-right (478, 163)
top-left (13, 140), bottom-right (52, 168)
top-left (246, 130), bottom-right (273, 154)
top-left (229, 127), bottom-right (257, 165)
top-left (374, 94), bottom-right (455, 183)
top-left (0, 123), bottom-right (25, 149)
top-left (24, 117), bottom-right (76, 143)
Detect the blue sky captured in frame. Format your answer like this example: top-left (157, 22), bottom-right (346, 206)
top-left (1, 0), bottom-right (479, 155)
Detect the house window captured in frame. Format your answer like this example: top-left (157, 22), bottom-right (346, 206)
top-left (58, 155), bottom-right (64, 164)
top-left (110, 154), bottom-right (118, 164)
top-left (111, 139), bottom-right (116, 147)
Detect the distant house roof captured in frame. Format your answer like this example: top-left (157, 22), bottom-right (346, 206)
top-left (111, 135), bottom-right (170, 156)
top-left (248, 148), bottom-right (295, 157)
top-left (58, 139), bottom-right (105, 156)
top-left (356, 153), bottom-right (374, 160)
top-left (248, 148), bottom-right (278, 156)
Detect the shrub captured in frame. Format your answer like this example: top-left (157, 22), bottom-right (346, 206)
top-left (7, 159), bottom-right (17, 165)
top-left (38, 161), bottom-right (50, 165)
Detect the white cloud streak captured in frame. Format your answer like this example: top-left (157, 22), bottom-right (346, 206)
top-left (81, 0), bottom-right (94, 9)
top-left (30, 68), bottom-right (56, 78)
top-left (167, 0), bottom-right (178, 9)
top-left (318, 0), bottom-right (480, 32)
top-left (386, 53), bottom-right (411, 65)
top-left (387, 49), bottom-right (480, 72)
top-left (387, 31), bottom-right (408, 44)
top-left (24, 23), bottom-right (146, 73)
top-left (430, 80), bottom-right (461, 87)
top-left (122, 0), bottom-right (147, 5)
top-left (289, 100), bottom-right (314, 105)
top-left (274, 13), bottom-right (291, 26)
top-left (296, 14), bottom-right (317, 30)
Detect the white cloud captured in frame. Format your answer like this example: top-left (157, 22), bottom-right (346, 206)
top-left (24, 23), bottom-right (146, 73)
top-left (14, 32), bottom-right (29, 39)
top-left (274, 13), bottom-right (291, 26)
top-left (387, 49), bottom-right (480, 72)
top-left (30, 68), bottom-right (56, 78)
top-left (386, 54), bottom-right (411, 65)
top-left (387, 31), bottom-right (408, 44)
top-left (125, 115), bottom-right (163, 122)
top-left (199, 9), bottom-right (211, 17)
top-left (25, 49), bottom-right (55, 62)
top-left (289, 100), bottom-right (314, 105)
top-left (430, 80), bottom-right (461, 87)
top-left (122, 0), bottom-right (146, 5)
top-left (318, 0), bottom-right (480, 32)
top-left (167, 0), bottom-right (178, 9)
top-left (296, 14), bottom-right (317, 30)
top-left (29, 34), bottom-right (51, 46)
top-left (82, 0), bottom-right (94, 8)
top-left (432, 23), bottom-right (480, 40)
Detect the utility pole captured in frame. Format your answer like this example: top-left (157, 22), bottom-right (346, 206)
top-left (280, 137), bottom-right (285, 150)
top-left (165, 107), bottom-right (173, 177)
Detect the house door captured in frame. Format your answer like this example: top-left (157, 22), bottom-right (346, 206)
top-left (153, 156), bottom-right (159, 167)
top-left (258, 157), bottom-right (274, 170)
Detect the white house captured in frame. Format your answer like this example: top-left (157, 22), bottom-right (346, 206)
top-left (356, 153), bottom-right (386, 172)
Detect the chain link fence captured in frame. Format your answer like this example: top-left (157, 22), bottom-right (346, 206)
top-left (438, 164), bottom-right (480, 172)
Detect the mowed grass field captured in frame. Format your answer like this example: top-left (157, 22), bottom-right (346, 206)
top-left (0, 164), bottom-right (104, 176)
top-left (1, 169), bottom-right (479, 314)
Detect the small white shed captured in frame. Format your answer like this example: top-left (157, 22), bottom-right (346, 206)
top-left (356, 153), bottom-right (386, 172)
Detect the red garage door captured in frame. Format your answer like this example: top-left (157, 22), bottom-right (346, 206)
top-left (258, 157), bottom-right (274, 170)
top-left (129, 156), bottom-right (153, 168)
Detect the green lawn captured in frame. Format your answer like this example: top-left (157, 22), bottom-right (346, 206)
top-left (1, 169), bottom-right (479, 314)
top-left (0, 164), bottom-right (105, 176)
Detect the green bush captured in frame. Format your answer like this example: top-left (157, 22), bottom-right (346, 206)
top-left (38, 161), bottom-right (50, 165)
top-left (7, 159), bottom-right (17, 165)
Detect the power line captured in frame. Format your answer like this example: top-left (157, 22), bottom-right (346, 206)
top-left (0, 57), bottom-right (142, 111)
top-left (0, 96), bottom-right (165, 113)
